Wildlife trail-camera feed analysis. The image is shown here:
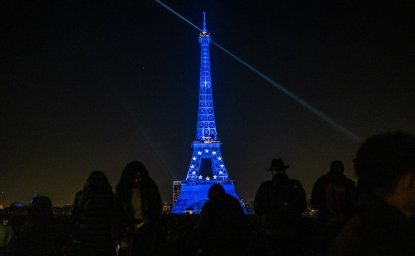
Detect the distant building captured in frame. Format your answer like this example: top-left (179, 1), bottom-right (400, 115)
top-left (173, 181), bottom-right (181, 204)
top-left (162, 201), bottom-right (172, 214)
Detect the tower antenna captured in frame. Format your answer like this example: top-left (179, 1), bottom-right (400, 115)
top-left (202, 11), bottom-right (207, 33)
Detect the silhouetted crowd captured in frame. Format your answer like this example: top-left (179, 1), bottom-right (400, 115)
top-left (1, 131), bottom-right (415, 256)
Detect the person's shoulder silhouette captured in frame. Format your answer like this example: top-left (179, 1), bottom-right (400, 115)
top-left (311, 160), bottom-right (356, 224)
top-left (9, 196), bottom-right (64, 256)
top-left (329, 131), bottom-right (415, 256)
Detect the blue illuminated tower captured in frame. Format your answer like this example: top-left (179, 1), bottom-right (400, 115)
top-left (171, 12), bottom-right (243, 214)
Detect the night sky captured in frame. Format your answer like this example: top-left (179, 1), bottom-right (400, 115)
top-left (2, 1), bottom-right (414, 206)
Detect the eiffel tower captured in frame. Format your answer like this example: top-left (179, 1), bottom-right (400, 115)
top-left (171, 12), bottom-right (243, 214)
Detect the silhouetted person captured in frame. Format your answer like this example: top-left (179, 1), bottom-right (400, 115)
top-left (197, 184), bottom-right (248, 256)
top-left (329, 131), bottom-right (415, 256)
top-left (311, 161), bottom-right (357, 255)
top-left (9, 196), bottom-right (65, 256)
top-left (0, 213), bottom-right (13, 254)
top-left (71, 170), bottom-right (115, 256)
top-left (112, 161), bottom-right (162, 256)
top-left (254, 158), bottom-right (307, 256)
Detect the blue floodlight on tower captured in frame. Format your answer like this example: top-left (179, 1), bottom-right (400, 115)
top-left (171, 12), bottom-right (243, 214)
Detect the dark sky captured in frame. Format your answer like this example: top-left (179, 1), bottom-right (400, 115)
top-left (2, 0), bottom-right (414, 206)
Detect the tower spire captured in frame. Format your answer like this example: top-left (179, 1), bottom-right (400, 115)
top-left (202, 11), bottom-right (207, 33)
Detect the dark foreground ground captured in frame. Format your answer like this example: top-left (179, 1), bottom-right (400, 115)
top-left (1, 210), bottom-right (329, 256)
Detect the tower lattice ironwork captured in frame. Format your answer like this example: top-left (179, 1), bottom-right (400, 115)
top-left (171, 12), bottom-right (243, 214)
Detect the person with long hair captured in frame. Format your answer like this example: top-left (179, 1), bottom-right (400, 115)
top-left (112, 161), bottom-right (162, 256)
top-left (71, 170), bottom-right (115, 256)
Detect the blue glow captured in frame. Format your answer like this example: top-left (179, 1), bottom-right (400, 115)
top-left (171, 182), bottom-right (242, 214)
top-left (154, 0), bottom-right (361, 144)
top-left (15, 201), bottom-right (24, 208)
top-left (171, 13), bottom-right (244, 214)
top-left (202, 11), bottom-right (207, 33)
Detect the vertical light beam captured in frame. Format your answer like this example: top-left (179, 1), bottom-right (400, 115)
top-left (154, 0), bottom-right (362, 144)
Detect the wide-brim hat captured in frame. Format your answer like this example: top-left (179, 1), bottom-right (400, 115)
top-left (266, 158), bottom-right (290, 171)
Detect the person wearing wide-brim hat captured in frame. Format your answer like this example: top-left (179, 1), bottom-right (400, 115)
top-left (254, 158), bottom-right (307, 256)
top-left (266, 158), bottom-right (290, 172)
